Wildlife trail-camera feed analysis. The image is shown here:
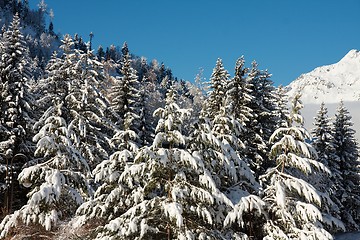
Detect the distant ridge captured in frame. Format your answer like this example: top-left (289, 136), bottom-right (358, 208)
top-left (286, 49), bottom-right (360, 104)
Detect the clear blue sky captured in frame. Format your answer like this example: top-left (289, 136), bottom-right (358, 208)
top-left (31, 0), bottom-right (360, 86)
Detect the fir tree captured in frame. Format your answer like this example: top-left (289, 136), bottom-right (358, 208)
top-left (242, 61), bottom-right (270, 177)
top-left (0, 13), bottom-right (34, 214)
top-left (312, 103), bottom-right (341, 178)
top-left (138, 84), bottom-right (154, 146)
top-left (68, 45), bottom-right (113, 169)
top-left (92, 86), bottom-right (233, 239)
top-left (0, 101), bottom-right (93, 238)
top-left (0, 34), bottom-right (114, 236)
top-left (225, 56), bottom-right (253, 125)
top-left (109, 44), bottom-right (141, 139)
top-left (333, 101), bottom-right (360, 230)
top-left (203, 58), bottom-right (229, 120)
top-left (247, 62), bottom-right (277, 142)
top-left (311, 102), bottom-right (345, 233)
top-left (35, 34), bottom-right (112, 169)
top-left (261, 94), bottom-right (334, 239)
top-left (0, 13), bottom-right (34, 160)
top-left (75, 92), bottom-right (141, 228)
top-left (273, 85), bottom-right (290, 129)
top-left (189, 98), bottom-right (262, 238)
top-left (97, 45), bottom-right (105, 61)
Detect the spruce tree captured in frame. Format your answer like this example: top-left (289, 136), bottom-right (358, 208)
top-left (138, 84), bottom-right (154, 146)
top-left (242, 61), bottom-right (272, 177)
top-left (0, 13), bottom-right (34, 214)
top-left (93, 86), bottom-right (232, 239)
top-left (189, 91), bottom-right (263, 237)
top-left (68, 45), bottom-right (113, 168)
top-left (333, 101), bottom-right (360, 230)
top-left (0, 102), bottom-right (92, 238)
top-left (109, 43), bottom-right (141, 138)
top-left (312, 103), bottom-right (341, 179)
top-left (74, 117), bottom-right (140, 233)
top-left (203, 58), bottom-right (229, 120)
top-left (311, 102), bottom-right (345, 233)
top-left (261, 94), bottom-right (333, 239)
top-left (0, 34), bottom-right (113, 237)
top-left (75, 56), bottom-right (142, 226)
top-left (0, 13), bottom-right (33, 161)
top-left (273, 85), bottom-right (290, 129)
top-left (225, 56), bottom-right (253, 129)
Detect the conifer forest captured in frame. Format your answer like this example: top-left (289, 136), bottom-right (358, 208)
top-left (0, 1), bottom-right (359, 240)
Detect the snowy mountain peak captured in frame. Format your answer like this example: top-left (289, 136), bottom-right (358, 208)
top-left (341, 49), bottom-right (360, 62)
top-left (286, 49), bottom-right (360, 104)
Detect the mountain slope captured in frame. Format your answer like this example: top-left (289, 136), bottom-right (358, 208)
top-left (286, 49), bottom-right (360, 141)
top-left (286, 49), bottom-right (360, 104)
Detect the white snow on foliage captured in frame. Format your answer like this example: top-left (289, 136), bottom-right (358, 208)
top-left (163, 201), bottom-right (183, 227)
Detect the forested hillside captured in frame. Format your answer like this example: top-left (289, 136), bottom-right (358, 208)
top-left (0, 2), bottom-right (359, 239)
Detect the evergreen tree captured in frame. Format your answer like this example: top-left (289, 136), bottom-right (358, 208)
top-left (109, 44), bottom-right (141, 139)
top-left (273, 85), bottom-right (290, 129)
top-left (36, 34), bottom-right (112, 169)
top-left (75, 91), bottom-right (141, 228)
top-left (242, 61), bottom-right (270, 177)
top-left (0, 13), bottom-right (34, 159)
top-left (92, 86), bottom-right (233, 239)
top-left (333, 101), bottom-right (360, 230)
top-left (261, 94), bottom-right (333, 239)
top-left (189, 93), bottom-right (262, 237)
top-left (0, 13), bottom-right (34, 214)
top-left (69, 45), bottom-right (113, 169)
top-left (48, 21), bottom-right (54, 36)
top-left (210, 107), bottom-right (266, 238)
top-left (203, 58), bottom-right (229, 120)
top-left (312, 103), bottom-right (341, 178)
top-left (0, 102), bottom-right (92, 237)
top-left (311, 102), bottom-right (345, 233)
top-left (97, 45), bottom-right (105, 61)
top-left (75, 44), bottom-right (141, 225)
top-left (225, 56), bottom-right (253, 127)
top-left (247, 62), bottom-right (277, 142)
top-left (0, 33), bottom-right (114, 237)
top-left (138, 84), bottom-right (154, 146)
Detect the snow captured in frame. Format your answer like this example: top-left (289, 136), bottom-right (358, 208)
top-left (287, 49), bottom-right (360, 104)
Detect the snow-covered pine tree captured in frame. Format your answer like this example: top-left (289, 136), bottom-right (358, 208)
top-left (32, 38), bottom-right (75, 119)
top-left (0, 12), bottom-right (34, 160)
top-left (0, 13), bottom-right (34, 213)
top-left (109, 43), bottom-right (141, 138)
top-left (243, 61), bottom-right (275, 177)
top-left (210, 106), bottom-right (267, 238)
top-left (261, 93), bottom-right (334, 239)
top-left (138, 83), bottom-right (154, 146)
top-left (67, 44), bottom-right (113, 169)
top-left (93, 86), bottom-right (233, 239)
top-left (202, 58), bottom-right (229, 120)
top-left (333, 101), bottom-right (360, 230)
top-left (34, 34), bottom-right (112, 170)
top-left (312, 103), bottom-right (336, 166)
top-left (74, 50), bottom-right (143, 228)
top-left (0, 101), bottom-right (92, 238)
top-left (225, 56), bottom-right (253, 125)
top-left (273, 85), bottom-right (290, 129)
top-left (189, 92), bottom-right (264, 237)
top-left (74, 112), bottom-right (140, 232)
top-left (248, 62), bottom-right (277, 144)
top-left (0, 33), bottom-right (114, 236)
top-left (311, 102), bottom-right (345, 233)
